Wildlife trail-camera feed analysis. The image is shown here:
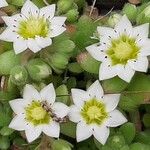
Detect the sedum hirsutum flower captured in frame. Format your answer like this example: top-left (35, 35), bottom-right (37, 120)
top-left (0, 0), bottom-right (8, 8)
top-left (0, 0), bottom-right (66, 54)
top-left (69, 80), bottom-right (127, 145)
top-left (86, 15), bottom-right (150, 82)
top-left (9, 83), bottom-right (69, 143)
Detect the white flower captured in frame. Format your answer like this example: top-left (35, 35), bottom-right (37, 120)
top-left (69, 80), bottom-right (127, 145)
top-left (86, 15), bottom-right (150, 82)
top-left (0, 0), bottom-right (8, 8)
top-left (9, 83), bottom-right (69, 143)
top-left (0, 0), bottom-right (66, 54)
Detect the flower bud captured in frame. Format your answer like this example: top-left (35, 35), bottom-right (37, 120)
top-left (122, 3), bottom-right (137, 22)
top-left (0, 51), bottom-right (21, 75)
top-left (11, 0), bottom-right (25, 6)
top-left (108, 13), bottom-right (122, 28)
top-left (27, 58), bottom-right (52, 81)
top-left (68, 62), bottom-right (83, 73)
top-left (57, 0), bottom-right (73, 14)
top-left (66, 9), bottom-right (79, 23)
top-left (52, 139), bottom-right (72, 150)
top-left (50, 53), bottom-right (68, 70)
top-left (10, 66), bottom-right (28, 86)
top-left (77, 52), bottom-right (100, 74)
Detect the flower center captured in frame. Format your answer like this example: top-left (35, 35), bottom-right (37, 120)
top-left (81, 98), bottom-right (108, 125)
top-left (17, 17), bottom-right (49, 39)
top-left (107, 35), bottom-right (140, 65)
top-left (25, 101), bottom-right (51, 126)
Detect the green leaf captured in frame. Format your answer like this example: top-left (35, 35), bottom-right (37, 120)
top-left (130, 143), bottom-right (150, 150)
top-left (135, 130), bottom-right (150, 145)
top-left (102, 77), bottom-right (128, 93)
top-left (119, 122), bottom-right (136, 144)
top-left (0, 136), bottom-right (10, 150)
top-left (60, 121), bottom-right (76, 138)
top-left (56, 84), bottom-right (70, 104)
top-left (0, 126), bottom-right (14, 136)
top-left (142, 113), bottom-right (150, 128)
top-left (119, 73), bottom-right (150, 111)
top-left (0, 51), bottom-right (21, 75)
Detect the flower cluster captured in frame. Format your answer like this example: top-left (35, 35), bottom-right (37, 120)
top-left (9, 81), bottom-right (126, 144)
top-left (1, 0), bottom-right (150, 148)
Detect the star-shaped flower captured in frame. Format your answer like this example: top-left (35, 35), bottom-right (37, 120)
top-left (86, 15), bottom-right (150, 82)
top-left (0, 0), bottom-right (66, 54)
top-left (69, 80), bottom-right (127, 145)
top-left (9, 83), bottom-right (69, 143)
top-left (0, 0), bottom-right (8, 8)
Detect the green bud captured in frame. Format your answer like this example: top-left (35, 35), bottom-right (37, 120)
top-left (68, 62), bottom-right (83, 73)
top-left (56, 84), bottom-right (70, 104)
top-left (108, 13), bottom-right (122, 28)
top-left (57, 0), bottom-right (73, 14)
top-left (119, 122), bottom-right (136, 144)
top-left (122, 3), bottom-right (137, 22)
top-left (10, 66), bottom-right (28, 86)
top-left (52, 139), bottom-right (73, 150)
top-left (77, 52), bottom-right (100, 74)
top-left (55, 40), bottom-right (75, 54)
top-left (130, 143), bottom-right (150, 150)
top-left (50, 53), bottom-right (68, 69)
top-left (27, 58), bottom-right (52, 81)
top-left (143, 114), bottom-right (150, 127)
top-left (0, 51), bottom-right (21, 75)
top-left (107, 134), bottom-right (126, 149)
top-left (66, 9), bottom-right (79, 23)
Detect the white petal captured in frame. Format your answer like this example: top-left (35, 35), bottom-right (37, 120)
top-left (68, 105), bottom-right (82, 123)
top-left (138, 39), bottom-right (150, 56)
top-left (117, 64), bottom-right (135, 82)
top-left (114, 15), bottom-right (132, 36)
top-left (9, 115), bottom-right (27, 131)
top-left (0, 0), bottom-right (8, 8)
top-left (128, 56), bottom-right (148, 72)
top-left (76, 121), bottom-right (93, 142)
top-left (27, 38), bottom-right (42, 53)
top-left (21, 0), bottom-right (39, 18)
top-left (99, 61), bottom-right (117, 80)
top-left (0, 27), bottom-right (18, 42)
top-left (25, 126), bottom-right (42, 143)
top-left (40, 83), bottom-right (56, 105)
top-left (23, 84), bottom-right (41, 101)
top-left (105, 109), bottom-right (127, 127)
top-left (71, 89), bottom-right (90, 108)
top-left (50, 17), bottom-right (66, 26)
top-left (9, 99), bottom-right (26, 114)
top-left (97, 26), bottom-right (117, 38)
top-left (42, 121), bottom-right (60, 138)
top-left (93, 125), bottom-right (110, 145)
top-left (40, 4), bottom-right (55, 19)
top-left (13, 38), bottom-right (27, 54)
top-left (86, 44), bottom-right (107, 61)
top-left (52, 102), bottom-right (69, 118)
top-left (87, 80), bottom-right (104, 100)
top-left (35, 36), bottom-right (52, 48)
top-left (103, 94), bottom-right (120, 112)
top-left (133, 23), bottom-right (149, 39)
top-left (49, 26), bottom-right (66, 37)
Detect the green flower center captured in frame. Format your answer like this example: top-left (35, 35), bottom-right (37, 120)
top-left (25, 101), bottom-right (51, 126)
top-left (17, 17), bottom-right (50, 39)
top-left (107, 35), bottom-right (140, 65)
top-left (81, 98), bottom-right (108, 125)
